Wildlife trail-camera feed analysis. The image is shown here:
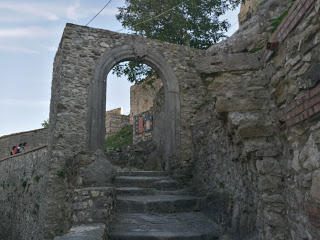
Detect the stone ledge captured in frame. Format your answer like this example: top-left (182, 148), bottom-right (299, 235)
top-left (195, 52), bottom-right (263, 73)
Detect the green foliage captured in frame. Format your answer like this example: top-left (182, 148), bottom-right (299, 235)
top-left (34, 175), bottom-right (41, 182)
top-left (21, 180), bottom-right (27, 189)
top-left (112, 61), bottom-right (158, 84)
top-left (57, 171), bottom-right (65, 178)
top-left (41, 118), bottom-right (49, 128)
top-left (193, 99), bottom-right (211, 114)
top-left (270, 0), bottom-right (296, 33)
top-left (117, 0), bottom-right (241, 49)
top-left (105, 125), bottom-right (133, 151)
top-left (115, 0), bottom-right (242, 83)
top-left (200, 72), bottom-right (223, 79)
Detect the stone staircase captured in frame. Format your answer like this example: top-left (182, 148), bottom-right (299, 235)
top-left (54, 167), bottom-right (223, 240)
top-left (108, 169), bottom-right (223, 240)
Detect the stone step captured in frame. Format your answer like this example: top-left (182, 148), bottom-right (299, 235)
top-left (72, 187), bottom-right (116, 224)
top-left (117, 170), bottom-right (169, 177)
top-left (116, 187), bottom-right (156, 196)
top-left (116, 195), bottom-right (203, 213)
top-left (108, 212), bottom-right (222, 240)
top-left (54, 223), bottom-right (106, 240)
top-left (116, 187), bottom-right (194, 196)
top-left (114, 176), bottom-right (179, 190)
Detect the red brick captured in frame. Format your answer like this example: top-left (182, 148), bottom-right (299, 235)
top-left (305, 206), bottom-right (320, 214)
top-left (297, 95), bottom-right (309, 105)
top-left (311, 223), bottom-right (320, 228)
top-left (293, 104), bottom-right (305, 116)
top-left (314, 103), bottom-right (320, 113)
top-left (285, 101), bottom-right (298, 113)
top-left (287, 0), bottom-right (301, 17)
top-left (304, 99), bottom-right (313, 109)
top-left (310, 85), bottom-right (320, 97)
top-left (309, 214), bottom-right (320, 222)
top-left (286, 119), bottom-right (294, 127)
top-left (277, 110), bottom-right (284, 118)
top-left (292, 114), bottom-right (301, 125)
top-left (285, 112), bottom-right (292, 120)
top-left (306, 0), bottom-right (314, 9)
top-left (312, 95), bottom-right (320, 105)
top-left (303, 108), bottom-right (315, 119)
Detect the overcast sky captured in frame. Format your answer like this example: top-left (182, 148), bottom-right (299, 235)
top-left (0, 0), bottom-right (240, 137)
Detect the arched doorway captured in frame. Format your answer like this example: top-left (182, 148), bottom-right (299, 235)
top-left (87, 43), bottom-right (180, 169)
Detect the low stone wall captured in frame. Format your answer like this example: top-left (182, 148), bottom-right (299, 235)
top-left (0, 128), bottom-right (48, 159)
top-left (0, 146), bottom-right (48, 240)
top-left (106, 108), bottom-right (130, 138)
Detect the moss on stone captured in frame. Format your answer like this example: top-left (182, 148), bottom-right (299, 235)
top-left (105, 125), bottom-right (133, 151)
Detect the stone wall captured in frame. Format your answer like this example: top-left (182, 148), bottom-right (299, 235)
top-left (46, 23), bottom-right (204, 238)
top-left (0, 146), bottom-right (48, 240)
top-left (105, 107), bottom-right (130, 138)
top-left (269, 0), bottom-right (320, 237)
top-left (130, 76), bottom-right (163, 124)
top-left (190, 0), bottom-right (320, 239)
top-left (238, 0), bottom-right (259, 25)
top-left (0, 128), bottom-right (48, 159)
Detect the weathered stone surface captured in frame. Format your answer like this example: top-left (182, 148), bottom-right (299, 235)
top-left (258, 176), bottom-right (282, 191)
top-left (105, 107), bottom-right (130, 138)
top-left (54, 223), bottom-right (106, 240)
top-left (72, 187), bottom-right (116, 225)
top-left (216, 97), bottom-right (263, 113)
top-left (299, 133), bottom-right (320, 171)
top-left (77, 150), bottom-right (116, 187)
top-left (310, 170), bottom-right (320, 203)
top-left (196, 53), bottom-right (263, 73)
top-left (0, 147), bottom-right (47, 240)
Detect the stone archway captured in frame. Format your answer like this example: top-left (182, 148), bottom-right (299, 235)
top-left (87, 43), bottom-right (180, 167)
top-left (45, 23), bottom-right (203, 239)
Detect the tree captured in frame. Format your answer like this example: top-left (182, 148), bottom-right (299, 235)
top-left (41, 119), bottom-right (49, 128)
top-left (114, 0), bottom-right (242, 83)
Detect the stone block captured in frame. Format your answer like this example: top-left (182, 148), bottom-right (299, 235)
top-left (264, 211), bottom-right (286, 227)
top-left (216, 97), bottom-right (263, 113)
top-left (258, 176), bottom-right (282, 191)
top-left (195, 52), bottom-right (263, 73)
top-left (292, 150), bottom-right (301, 172)
top-left (299, 132), bottom-right (320, 171)
top-left (228, 111), bottom-right (261, 126)
top-left (256, 158), bottom-right (279, 174)
top-left (300, 64), bottom-right (320, 89)
top-left (238, 125), bottom-right (274, 138)
top-left (311, 170), bottom-right (320, 203)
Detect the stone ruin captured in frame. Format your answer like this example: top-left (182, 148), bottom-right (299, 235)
top-left (0, 0), bottom-right (320, 239)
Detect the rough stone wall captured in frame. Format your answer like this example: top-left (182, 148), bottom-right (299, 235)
top-left (238, 0), bottom-right (260, 25)
top-left (191, 0), bottom-right (320, 239)
top-left (269, 0), bottom-right (320, 238)
top-left (105, 107), bottom-right (130, 138)
top-left (130, 76), bottom-right (163, 124)
top-left (0, 146), bottom-right (48, 240)
top-left (0, 128), bottom-right (48, 159)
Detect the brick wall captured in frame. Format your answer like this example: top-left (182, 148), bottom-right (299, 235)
top-left (277, 84), bottom-right (320, 127)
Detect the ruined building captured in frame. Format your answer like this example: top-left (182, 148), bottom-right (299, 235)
top-left (1, 0), bottom-right (320, 239)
